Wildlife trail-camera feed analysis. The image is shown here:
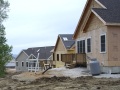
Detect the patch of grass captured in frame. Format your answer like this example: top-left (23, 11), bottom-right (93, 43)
top-left (0, 72), bottom-right (6, 78)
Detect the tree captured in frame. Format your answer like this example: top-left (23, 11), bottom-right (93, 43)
top-left (0, 0), bottom-right (12, 77)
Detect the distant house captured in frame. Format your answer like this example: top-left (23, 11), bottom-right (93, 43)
top-left (6, 59), bottom-right (15, 68)
top-left (6, 55), bottom-right (17, 68)
top-left (53, 34), bottom-right (75, 68)
top-left (16, 46), bottom-right (54, 72)
top-left (73, 0), bottom-right (120, 73)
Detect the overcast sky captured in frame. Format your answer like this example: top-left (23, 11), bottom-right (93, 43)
top-left (4, 0), bottom-right (87, 54)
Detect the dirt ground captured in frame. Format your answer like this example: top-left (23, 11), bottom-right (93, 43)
top-left (0, 69), bottom-right (120, 90)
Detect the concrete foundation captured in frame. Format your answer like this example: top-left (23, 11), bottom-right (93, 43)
top-left (101, 66), bottom-right (120, 74)
top-left (87, 63), bottom-right (120, 74)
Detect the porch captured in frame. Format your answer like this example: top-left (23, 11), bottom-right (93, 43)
top-left (61, 53), bottom-right (86, 68)
top-left (27, 60), bottom-right (55, 72)
top-left (28, 60), bottom-right (40, 72)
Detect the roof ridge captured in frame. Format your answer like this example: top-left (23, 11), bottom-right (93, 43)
top-left (59, 34), bottom-right (73, 35)
top-left (27, 46), bottom-right (54, 49)
top-left (64, 40), bottom-right (75, 41)
top-left (92, 8), bottom-right (106, 10)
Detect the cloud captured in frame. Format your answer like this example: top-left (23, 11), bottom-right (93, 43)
top-left (5, 0), bottom-right (87, 54)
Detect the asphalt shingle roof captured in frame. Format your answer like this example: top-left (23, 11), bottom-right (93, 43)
top-left (92, 0), bottom-right (120, 23)
top-left (59, 34), bottom-right (75, 49)
top-left (23, 46), bottom-right (54, 60)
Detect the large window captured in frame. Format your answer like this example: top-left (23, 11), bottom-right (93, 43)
top-left (87, 38), bottom-right (91, 53)
top-left (57, 54), bottom-right (59, 61)
top-left (100, 34), bottom-right (106, 52)
top-left (77, 40), bottom-right (85, 53)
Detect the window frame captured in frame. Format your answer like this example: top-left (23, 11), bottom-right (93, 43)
top-left (21, 61), bottom-right (24, 67)
top-left (86, 37), bottom-right (91, 53)
top-left (100, 34), bottom-right (106, 53)
top-left (77, 39), bottom-right (86, 54)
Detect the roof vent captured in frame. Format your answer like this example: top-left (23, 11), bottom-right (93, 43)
top-left (63, 37), bottom-right (68, 41)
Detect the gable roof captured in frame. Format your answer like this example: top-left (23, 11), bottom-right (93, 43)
top-left (73, 0), bottom-right (120, 39)
top-left (16, 50), bottom-right (28, 60)
top-left (59, 34), bottom-right (75, 49)
top-left (23, 46), bottom-right (54, 60)
top-left (73, 0), bottom-right (92, 39)
top-left (54, 34), bottom-right (75, 51)
top-left (92, 0), bottom-right (120, 25)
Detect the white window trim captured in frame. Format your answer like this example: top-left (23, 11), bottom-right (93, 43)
top-left (16, 61), bottom-right (18, 66)
top-left (100, 33), bottom-right (106, 53)
top-left (21, 61), bottom-right (24, 67)
top-left (86, 37), bottom-right (92, 53)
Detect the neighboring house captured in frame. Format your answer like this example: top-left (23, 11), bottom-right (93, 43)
top-left (6, 59), bottom-right (15, 68)
top-left (73, 0), bottom-right (120, 73)
top-left (53, 34), bottom-right (75, 68)
top-left (6, 55), bottom-right (17, 68)
top-left (16, 46), bottom-right (54, 72)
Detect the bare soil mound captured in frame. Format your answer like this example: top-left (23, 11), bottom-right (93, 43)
top-left (0, 74), bottom-right (120, 90)
top-left (1, 68), bottom-right (120, 90)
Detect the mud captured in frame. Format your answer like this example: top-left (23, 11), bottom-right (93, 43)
top-left (0, 72), bottom-right (120, 90)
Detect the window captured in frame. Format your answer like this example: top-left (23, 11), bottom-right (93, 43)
top-left (100, 34), bottom-right (106, 52)
top-left (87, 38), bottom-right (91, 53)
top-left (26, 62), bottom-right (28, 67)
top-left (16, 61), bottom-right (18, 66)
top-left (77, 41), bottom-right (80, 53)
top-left (63, 37), bottom-right (68, 41)
top-left (77, 40), bottom-right (85, 53)
top-left (57, 54), bottom-right (59, 61)
top-left (21, 61), bottom-right (24, 67)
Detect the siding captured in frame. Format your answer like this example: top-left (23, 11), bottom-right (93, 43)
top-left (76, 14), bottom-right (108, 66)
top-left (107, 26), bottom-right (120, 66)
top-left (16, 52), bottom-right (28, 71)
top-left (76, 0), bottom-right (102, 39)
top-left (55, 38), bottom-right (66, 51)
top-left (54, 37), bottom-right (66, 67)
